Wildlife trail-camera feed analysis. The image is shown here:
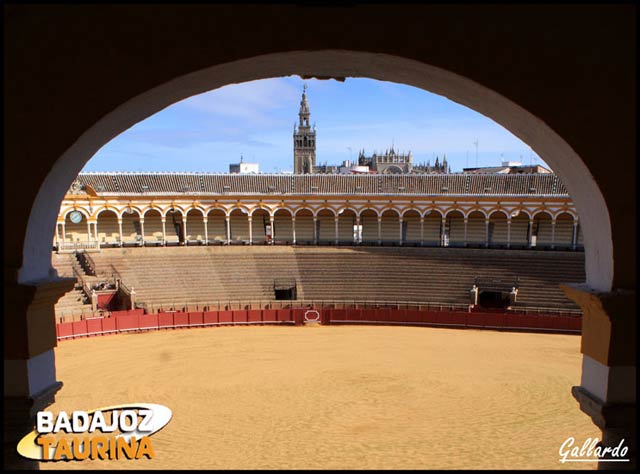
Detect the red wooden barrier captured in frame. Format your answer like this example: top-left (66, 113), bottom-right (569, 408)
top-left (102, 317), bottom-right (117, 333)
top-left (158, 312), bottom-right (175, 328)
top-left (262, 309), bottom-right (277, 322)
top-left (72, 320), bottom-right (88, 337)
top-left (418, 310), bottom-right (437, 324)
top-left (276, 309), bottom-right (292, 322)
top-left (188, 312), bottom-right (204, 326)
top-left (86, 318), bottom-right (103, 335)
top-left (233, 310), bottom-right (248, 323)
top-left (174, 312), bottom-right (189, 327)
top-left (331, 309), bottom-right (346, 321)
top-left (204, 311), bottom-right (218, 325)
top-left (219, 311), bottom-right (233, 324)
top-left (320, 308), bottom-right (330, 325)
top-left (248, 310), bottom-right (262, 322)
top-left (139, 313), bottom-right (159, 330)
top-left (58, 322), bottom-right (74, 339)
top-left (116, 314), bottom-right (140, 331)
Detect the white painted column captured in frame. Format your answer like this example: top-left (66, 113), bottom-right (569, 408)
top-left (399, 217), bottom-right (404, 245)
top-left (334, 215), bottom-right (339, 245)
top-left (203, 217), bottom-right (208, 245)
top-left (527, 217), bottom-right (534, 248)
top-left (292, 217), bottom-right (296, 245)
top-left (463, 217), bottom-right (468, 247)
top-left (55, 223), bottom-right (61, 248)
top-left (550, 218), bottom-right (556, 249)
top-left (248, 216), bottom-right (253, 245)
top-left (355, 215), bottom-right (360, 244)
top-left (61, 223), bottom-right (66, 244)
top-left (377, 217), bottom-right (382, 245)
top-left (117, 218), bottom-right (123, 247)
top-left (572, 220), bottom-right (578, 250)
top-left (181, 216), bottom-right (187, 245)
top-left (140, 219), bottom-right (145, 246)
top-left (506, 218), bottom-right (512, 249)
top-left (269, 215), bottom-right (275, 245)
top-left (225, 216), bottom-right (231, 244)
top-left (485, 218), bottom-right (490, 248)
top-left (161, 218), bottom-right (166, 246)
top-left (313, 216), bottom-right (318, 245)
top-left (86, 220), bottom-right (91, 242)
top-left (441, 217), bottom-right (447, 247)
top-left (420, 217), bottom-right (424, 246)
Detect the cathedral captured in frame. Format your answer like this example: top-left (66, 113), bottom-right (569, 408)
top-left (292, 85), bottom-right (449, 175)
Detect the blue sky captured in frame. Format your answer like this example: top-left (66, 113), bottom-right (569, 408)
top-left (83, 76), bottom-right (546, 173)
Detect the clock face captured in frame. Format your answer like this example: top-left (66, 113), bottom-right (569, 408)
top-left (69, 211), bottom-right (83, 224)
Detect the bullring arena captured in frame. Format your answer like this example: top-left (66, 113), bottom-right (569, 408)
top-left (40, 172), bottom-right (600, 469)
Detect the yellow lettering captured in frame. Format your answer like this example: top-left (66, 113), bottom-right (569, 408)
top-left (35, 436), bottom-right (55, 461)
top-left (90, 435), bottom-right (108, 460)
top-left (53, 437), bottom-right (73, 460)
top-left (136, 436), bottom-right (155, 459)
top-left (72, 436), bottom-right (90, 460)
top-left (117, 436), bottom-right (137, 459)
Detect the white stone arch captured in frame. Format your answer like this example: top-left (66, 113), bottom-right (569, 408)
top-left (248, 205), bottom-right (272, 217)
top-left (422, 208), bottom-right (444, 219)
top-left (142, 205), bottom-right (165, 218)
top-left (292, 206), bottom-right (317, 217)
top-left (487, 208), bottom-right (509, 219)
top-left (183, 204), bottom-right (207, 216)
top-left (118, 206), bottom-right (144, 219)
top-left (443, 207), bottom-right (465, 218)
top-left (553, 209), bottom-right (579, 221)
top-left (61, 206), bottom-right (91, 220)
top-left (463, 208), bottom-right (489, 219)
top-left (204, 205), bottom-right (229, 217)
top-left (163, 205), bottom-right (186, 218)
top-left (356, 207), bottom-right (381, 218)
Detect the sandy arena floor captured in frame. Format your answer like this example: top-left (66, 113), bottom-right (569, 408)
top-left (40, 325), bottom-right (598, 470)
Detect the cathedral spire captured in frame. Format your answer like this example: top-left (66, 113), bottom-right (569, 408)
top-left (299, 83), bottom-right (310, 128)
top-left (293, 83), bottom-right (316, 174)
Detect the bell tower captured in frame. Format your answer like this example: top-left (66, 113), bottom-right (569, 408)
top-left (293, 84), bottom-right (316, 174)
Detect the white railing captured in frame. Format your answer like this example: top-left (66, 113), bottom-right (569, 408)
top-left (56, 241), bottom-right (101, 252)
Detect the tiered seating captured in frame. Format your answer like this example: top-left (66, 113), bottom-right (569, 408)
top-left (70, 246), bottom-right (585, 311)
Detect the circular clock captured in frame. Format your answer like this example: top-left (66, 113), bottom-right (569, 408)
top-left (69, 211), bottom-right (83, 224)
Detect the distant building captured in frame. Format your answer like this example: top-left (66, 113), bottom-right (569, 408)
top-left (463, 161), bottom-right (552, 174)
top-left (229, 157), bottom-right (259, 174)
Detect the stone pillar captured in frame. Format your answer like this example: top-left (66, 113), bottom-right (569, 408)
top-left (61, 222), bottom-right (66, 245)
top-left (463, 217), bottom-right (469, 247)
top-left (91, 288), bottom-right (97, 311)
top-left (130, 287), bottom-right (136, 310)
top-left (203, 217), bottom-right (208, 245)
top-left (269, 215), bottom-right (275, 245)
top-left (399, 217), bottom-right (404, 245)
top-left (507, 218), bottom-right (512, 249)
top-left (441, 217), bottom-right (447, 247)
top-left (117, 218), bottom-right (123, 247)
top-left (377, 217), bottom-right (382, 245)
top-left (139, 219), bottom-right (145, 246)
top-left (181, 216), bottom-right (187, 245)
top-left (86, 220), bottom-right (91, 243)
top-left (485, 218), bottom-right (490, 248)
top-left (420, 217), bottom-right (424, 246)
top-left (355, 215), bottom-right (360, 244)
top-left (4, 274), bottom-right (75, 469)
top-left (292, 217), bottom-right (296, 245)
top-left (561, 285), bottom-right (636, 470)
top-left (334, 215), bottom-right (339, 245)
top-left (313, 216), bottom-right (318, 245)
top-left (225, 216), bottom-right (231, 244)
top-left (572, 220), bottom-right (579, 250)
top-left (551, 218), bottom-right (557, 249)
top-left (161, 218), bottom-right (166, 246)
top-left (528, 217), bottom-right (534, 248)
top-left (248, 216), bottom-right (253, 245)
